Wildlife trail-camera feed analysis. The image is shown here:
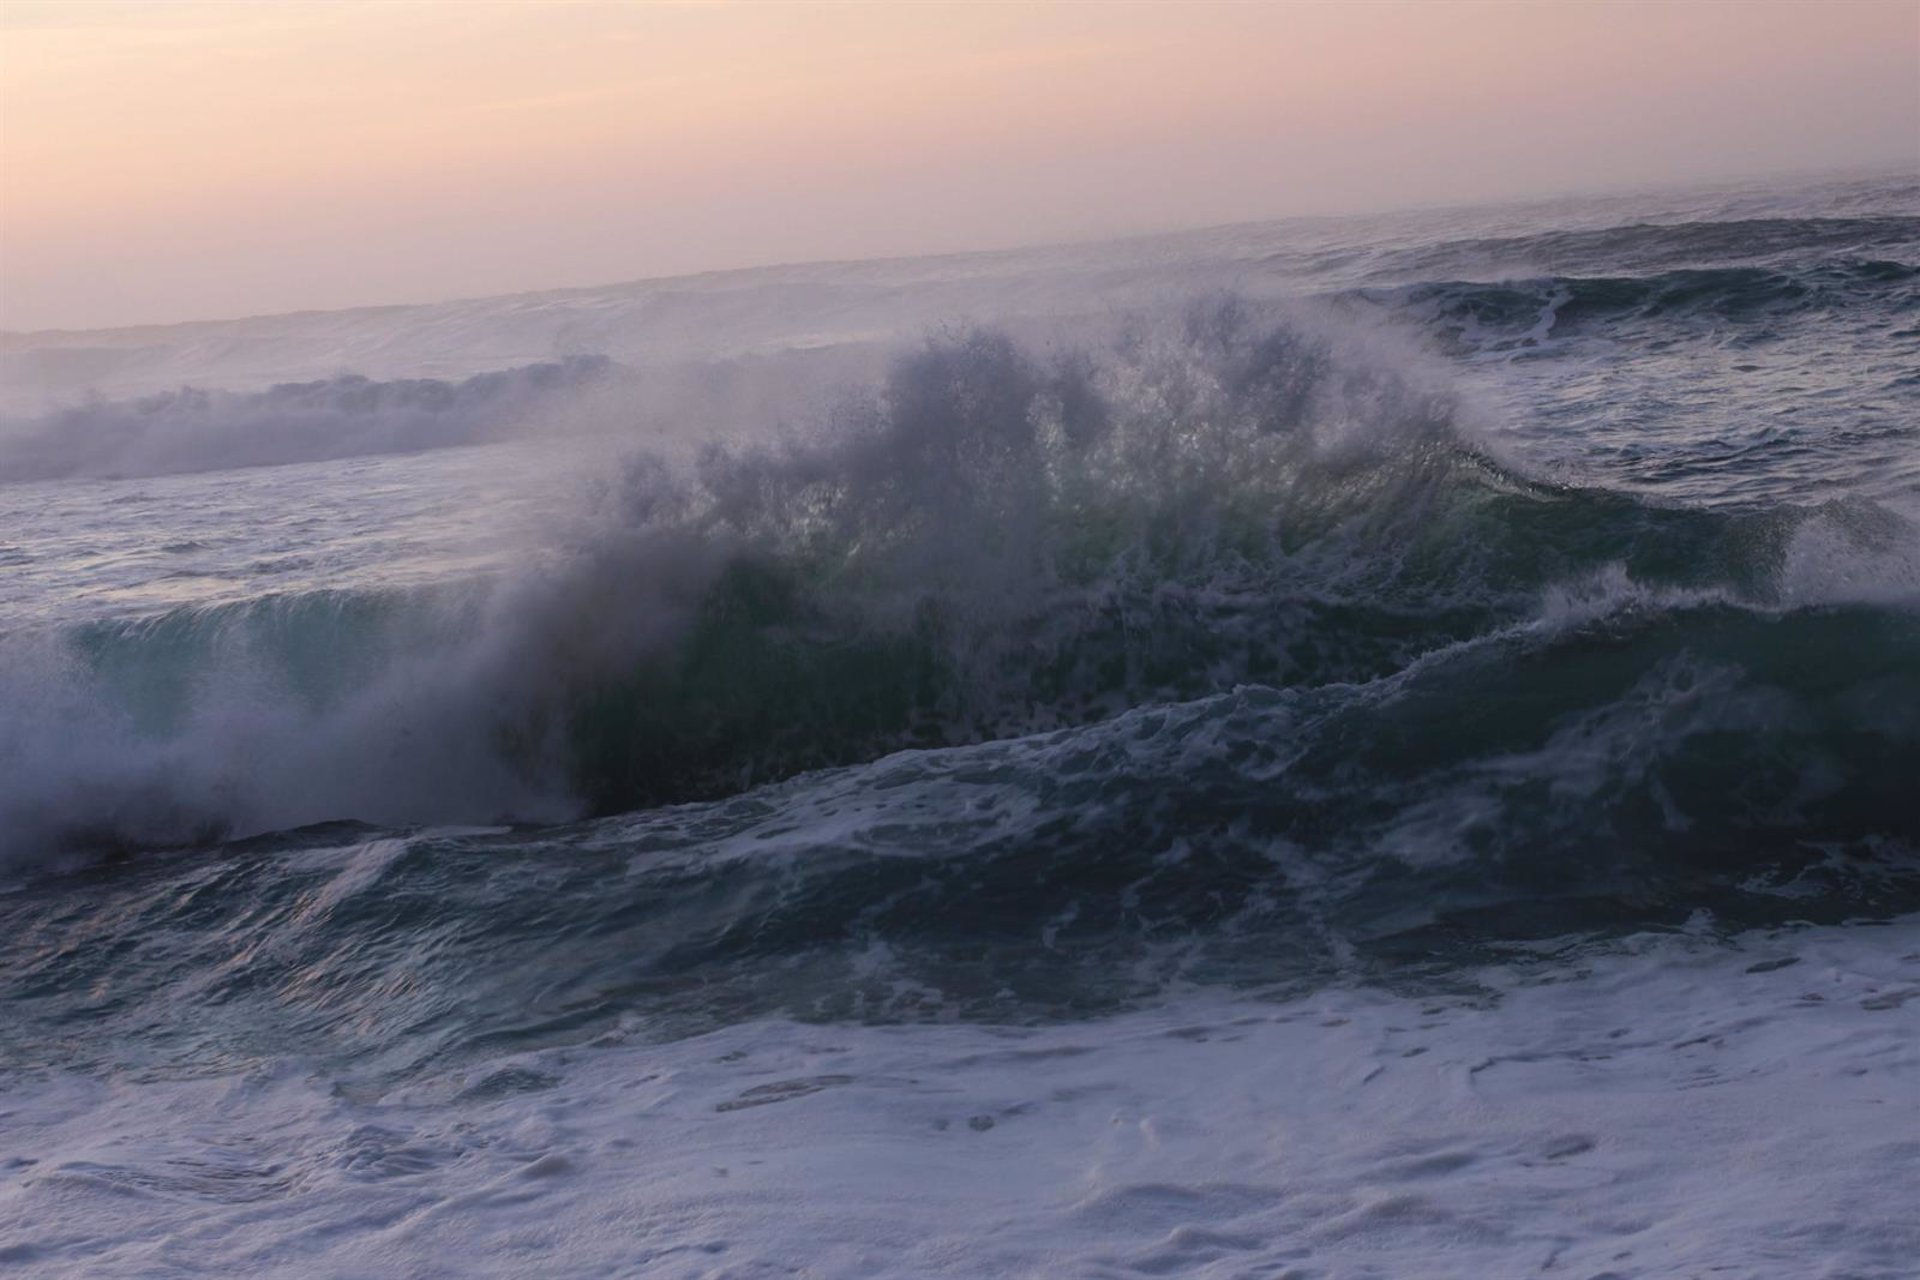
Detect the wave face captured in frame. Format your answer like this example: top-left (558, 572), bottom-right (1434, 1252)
top-left (10, 597), bottom-right (1914, 1066)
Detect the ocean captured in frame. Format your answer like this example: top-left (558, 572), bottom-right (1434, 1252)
top-left (1, 171), bottom-right (1916, 1277)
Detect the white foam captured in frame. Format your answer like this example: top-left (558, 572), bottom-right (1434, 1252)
top-left (1779, 499), bottom-right (1920, 609)
top-left (4, 918), bottom-right (1915, 1277)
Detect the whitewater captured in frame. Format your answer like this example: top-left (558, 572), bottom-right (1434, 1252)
top-left (1, 171), bottom-right (1916, 1278)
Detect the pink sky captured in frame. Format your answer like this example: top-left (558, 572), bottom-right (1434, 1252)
top-left (2, 0), bottom-right (1915, 331)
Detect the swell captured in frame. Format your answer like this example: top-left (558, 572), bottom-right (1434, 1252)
top-left (2, 300), bottom-right (1915, 867)
top-left (1366, 257), bottom-right (1919, 354)
top-left (1379, 215), bottom-right (1920, 281)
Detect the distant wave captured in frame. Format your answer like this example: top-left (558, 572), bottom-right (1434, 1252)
top-left (1356, 257), bottom-right (1920, 357)
top-left (1374, 214), bottom-right (1920, 281)
top-left (0, 356), bottom-right (615, 482)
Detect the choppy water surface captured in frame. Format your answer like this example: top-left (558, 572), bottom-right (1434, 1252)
top-left (1, 173), bottom-right (1916, 1278)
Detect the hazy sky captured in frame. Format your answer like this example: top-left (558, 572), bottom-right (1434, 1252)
top-left (2, 0), bottom-right (1915, 332)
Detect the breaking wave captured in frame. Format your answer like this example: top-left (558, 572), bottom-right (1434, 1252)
top-left (2, 300), bottom-right (1915, 905)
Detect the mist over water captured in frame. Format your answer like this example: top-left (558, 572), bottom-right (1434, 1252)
top-left (1, 171), bottom-right (1917, 1279)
